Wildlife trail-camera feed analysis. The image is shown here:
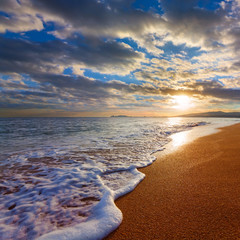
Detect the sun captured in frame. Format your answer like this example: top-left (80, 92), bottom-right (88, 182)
top-left (172, 95), bottom-right (193, 110)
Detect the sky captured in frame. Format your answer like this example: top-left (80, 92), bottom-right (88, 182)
top-left (0, 0), bottom-right (240, 117)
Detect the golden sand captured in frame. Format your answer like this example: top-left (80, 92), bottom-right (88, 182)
top-left (106, 123), bottom-right (240, 239)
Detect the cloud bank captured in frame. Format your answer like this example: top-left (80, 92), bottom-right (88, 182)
top-left (0, 0), bottom-right (240, 116)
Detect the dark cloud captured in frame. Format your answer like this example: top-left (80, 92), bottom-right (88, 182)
top-left (176, 80), bottom-right (240, 100)
top-left (229, 27), bottom-right (240, 52)
top-left (35, 0), bottom-right (161, 35)
top-left (0, 35), bottom-right (144, 75)
top-left (0, 0), bottom-right (238, 51)
top-left (1, 89), bottom-right (58, 99)
top-left (160, 0), bottom-right (228, 48)
top-left (32, 73), bottom-right (160, 96)
top-left (0, 0), bottom-right (162, 38)
top-left (0, 70), bottom-right (162, 111)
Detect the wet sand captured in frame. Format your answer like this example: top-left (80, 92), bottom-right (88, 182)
top-left (106, 123), bottom-right (240, 239)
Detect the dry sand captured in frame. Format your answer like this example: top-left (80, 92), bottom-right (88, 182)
top-left (106, 123), bottom-right (240, 240)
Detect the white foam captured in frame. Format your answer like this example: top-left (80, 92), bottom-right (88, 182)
top-left (38, 168), bottom-right (145, 240)
top-left (38, 190), bottom-right (122, 240)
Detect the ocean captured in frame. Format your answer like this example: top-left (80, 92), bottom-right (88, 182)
top-left (0, 117), bottom-right (239, 240)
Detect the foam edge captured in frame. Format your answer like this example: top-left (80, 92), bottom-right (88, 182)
top-left (37, 168), bottom-right (145, 240)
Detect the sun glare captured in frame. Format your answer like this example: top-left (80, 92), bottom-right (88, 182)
top-left (173, 95), bottom-right (193, 110)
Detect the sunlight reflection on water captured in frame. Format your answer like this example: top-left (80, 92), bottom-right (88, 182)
top-left (167, 117), bottom-right (183, 126)
top-left (171, 130), bottom-right (189, 148)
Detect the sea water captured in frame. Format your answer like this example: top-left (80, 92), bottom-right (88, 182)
top-left (0, 117), bottom-right (239, 240)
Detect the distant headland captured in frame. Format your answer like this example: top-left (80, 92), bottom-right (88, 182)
top-left (178, 111), bottom-right (240, 118)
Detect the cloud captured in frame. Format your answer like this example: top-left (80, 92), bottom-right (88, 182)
top-left (0, 0), bottom-right (44, 33)
top-left (2, 69), bottom-right (240, 115)
top-left (0, 71), bottom-right (163, 112)
top-left (0, 0), bottom-right (163, 37)
top-left (0, 0), bottom-right (240, 115)
top-left (171, 80), bottom-right (240, 101)
top-left (0, 35), bottom-right (145, 76)
top-left (0, 0), bottom-right (166, 56)
top-left (1, 0), bottom-right (239, 54)
top-left (229, 27), bottom-right (240, 52)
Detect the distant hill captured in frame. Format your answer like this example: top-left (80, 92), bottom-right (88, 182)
top-left (178, 111), bottom-right (240, 118)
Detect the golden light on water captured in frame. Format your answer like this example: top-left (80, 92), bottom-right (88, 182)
top-left (171, 131), bottom-right (188, 147)
top-left (172, 95), bottom-right (193, 110)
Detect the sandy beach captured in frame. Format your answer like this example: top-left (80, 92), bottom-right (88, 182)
top-left (106, 123), bottom-right (240, 239)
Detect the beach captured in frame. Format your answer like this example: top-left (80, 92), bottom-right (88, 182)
top-left (106, 123), bottom-right (240, 239)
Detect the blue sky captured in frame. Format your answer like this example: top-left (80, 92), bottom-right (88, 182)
top-left (0, 0), bottom-right (240, 117)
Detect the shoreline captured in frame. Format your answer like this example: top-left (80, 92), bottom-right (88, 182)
top-left (106, 123), bottom-right (240, 239)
